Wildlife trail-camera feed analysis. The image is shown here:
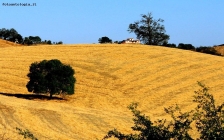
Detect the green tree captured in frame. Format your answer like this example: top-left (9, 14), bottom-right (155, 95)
top-left (104, 82), bottom-right (224, 140)
top-left (23, 37), bottom-right (33, 45)
top-left (26, 59), bottom-right (76, 99)
top-left (0, 28), bottom-right (10, 40)
top-left (162, 42), bottom-right (177, 48)
top-left (28, 36), bottom-right (41, 44)
top-left (0, 28), bottom-right (22, 43)
top-left (193, 82), bottom-right (224, 139)
top-left (8, 28), bottom-right (18, 42)
top-left (98, 36), bottom-right (112, 44)
top-left (57, 41), bottom-right (63, 44)
top-left (114, 41), bottom-right (119, 44)
top-left (15, 34), bottom-right (23, 43)
top-left (128, 12), bottom-right (169, 45)
top-left (47, 40), bottom-right (52, 45)
top-left (178, 43), bottom-right (195, 50)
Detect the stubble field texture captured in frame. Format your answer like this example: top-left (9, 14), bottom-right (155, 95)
top-left (0, 39), bottom-right (224, 139)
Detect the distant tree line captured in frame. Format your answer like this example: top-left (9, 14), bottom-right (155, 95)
top-left (162, 42), bottom-right (222, 56)
top-left (195, 46), bottom-right (221, 56)
top-left (0, 28), bottom-right (63, 45)
top-left (99, 35), bottom-right (222, 57)
top-left (98, 12), bottom-right (222, 57)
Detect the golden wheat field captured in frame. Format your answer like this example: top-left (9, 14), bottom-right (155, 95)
top-left (0, 39), bottom-right (224, 139)
top-left (0, 39), bottom-right (22, 48)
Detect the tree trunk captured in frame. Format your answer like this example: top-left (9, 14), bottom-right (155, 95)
top-left (49, 93), bottom-right (53, 99)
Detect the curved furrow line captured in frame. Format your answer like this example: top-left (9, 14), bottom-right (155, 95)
top-left (113, 53), bottom-right (206, 81)
top-left (30, 109), bottom-right (76, 138)
top-left (115, 56), bottom-right (167, 76)
top-left (140, 66), bottom-right (223, 94)
top-left (78, 113), bottom-right (108, 132)
top-left (0, 103), bottom-right (23, 129)
top-left (147, 59), bottom-right (222, 83)
top-left (117, 59), bottom-right (224, 97)
top-left (75, 63), bottom-right (118, 80)
top-left (131, 68), bottom-right (224, 113)
top-left (117, 62), bottom-right (197, 92)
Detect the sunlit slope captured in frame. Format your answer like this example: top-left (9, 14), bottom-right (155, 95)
top-left (0, 39), bottom-right (22, 47)
top-left (0, 44), bottom-right (224, 139)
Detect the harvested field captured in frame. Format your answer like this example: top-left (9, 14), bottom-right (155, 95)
top-left (0, 39), bottom-right (22, 47)
top-left (0, 41), bottom-right (224, 139)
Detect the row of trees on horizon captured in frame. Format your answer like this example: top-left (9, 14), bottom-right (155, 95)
top-left (0, 28), bottom-right (63, 45)
top-left (99, 35), bottom-right (221, 55)
top-left (1, 12), bottom-right (223, 57)
top-left (98, 35), bottom-right (222, 56)
top-left (98, 12), bottom-right (222, 56)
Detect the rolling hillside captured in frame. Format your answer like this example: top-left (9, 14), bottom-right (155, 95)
top-left (0, 39), bottom-right (22, 47)
top-left (0, 43), bottom-right (224, 139)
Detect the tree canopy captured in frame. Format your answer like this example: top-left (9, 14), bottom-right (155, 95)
top-left (98, 36), bottom-right (112, 44)
top-left (178, 43), bottom-right (195, 50)
top-left (26, 59), bottom-right (76, 98)
top-left (128, 13), bottom-right (169, 45)
top-left (28, 36), bottom-right (41, 44)
top-left (0, 28), bottom-right (23, 43)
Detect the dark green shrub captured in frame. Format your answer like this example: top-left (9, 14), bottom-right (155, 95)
top-left (57, 41), bottom-right (63, 44)
top-left (23, 37), bottom-right (33, 46)
top-left (47, 40), bottom-right (52, 45)
top-left (162, 42), bottom-right (177, 48)
top-left (16, 127), bottom-right (38, 140)
top-left (178, 43), bottom-right (195, 50)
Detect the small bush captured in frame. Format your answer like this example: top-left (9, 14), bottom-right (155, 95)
top-left (16, 127), bottom-right (38, 140)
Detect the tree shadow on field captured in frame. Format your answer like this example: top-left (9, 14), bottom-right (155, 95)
top-left (0, 92), bottom-right (65, 100)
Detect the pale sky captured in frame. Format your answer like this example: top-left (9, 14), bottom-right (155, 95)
top-left (1, 0), bottom-right (223, 46)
